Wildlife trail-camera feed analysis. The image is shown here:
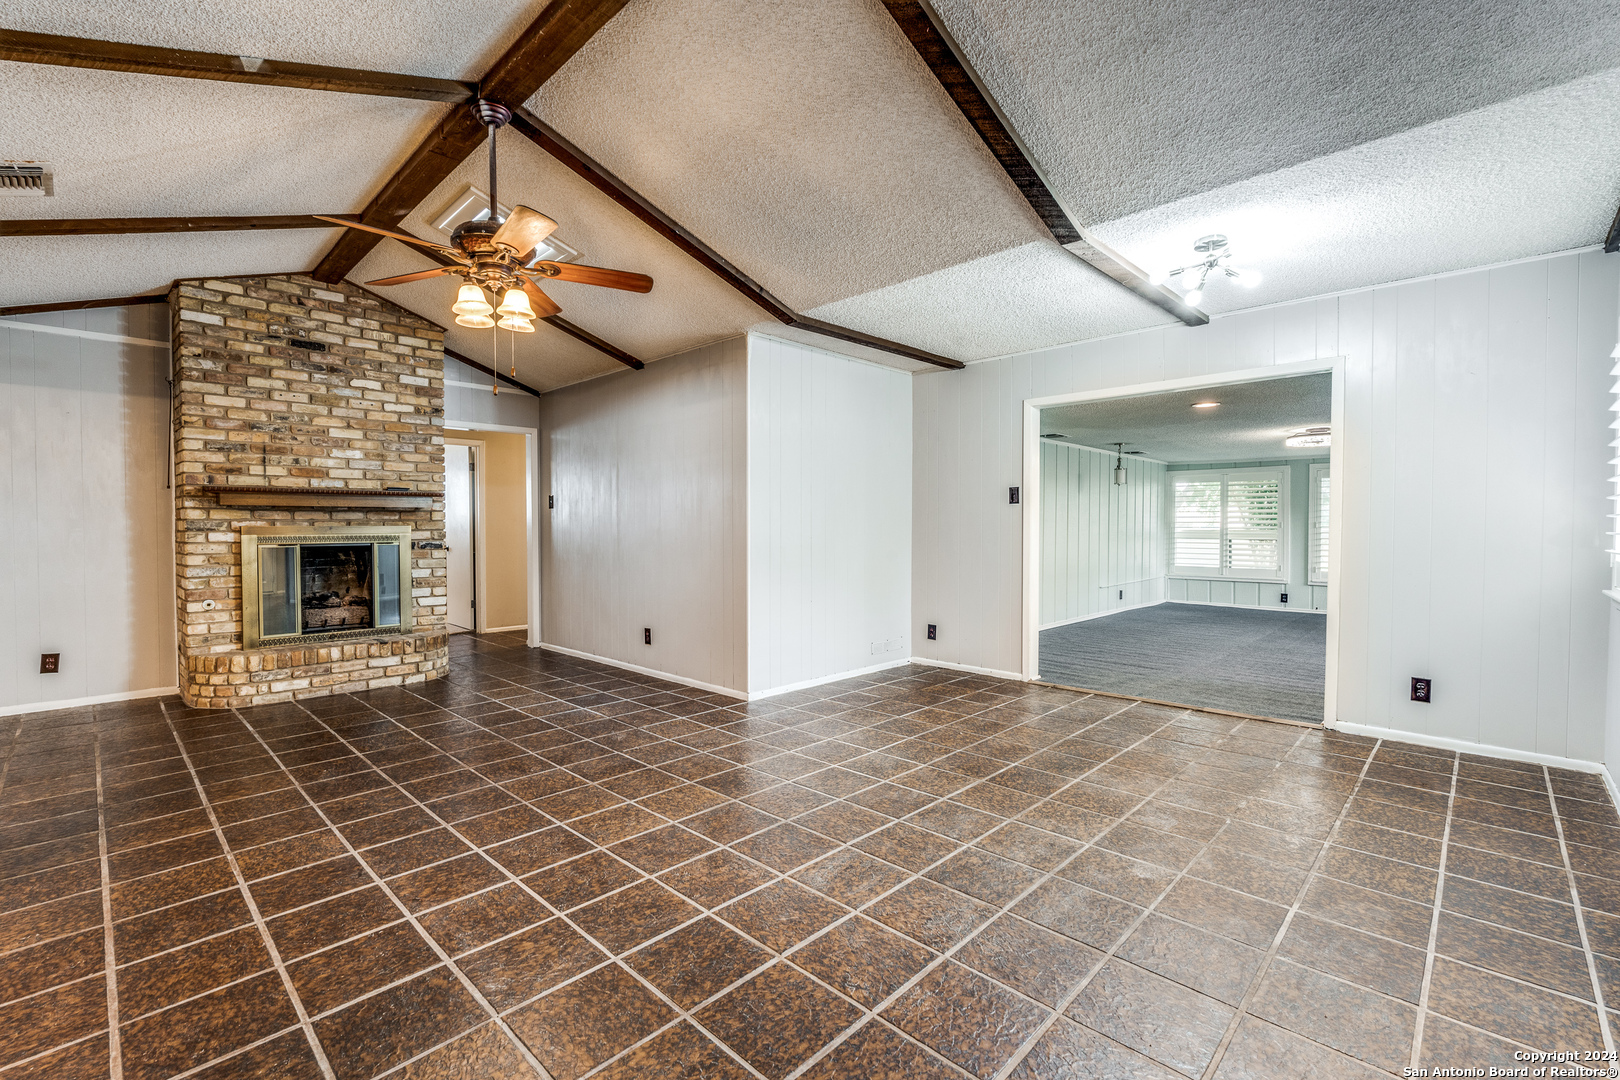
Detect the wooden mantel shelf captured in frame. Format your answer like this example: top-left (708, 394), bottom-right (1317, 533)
top-left (193, 485), bottom-right (435, 509)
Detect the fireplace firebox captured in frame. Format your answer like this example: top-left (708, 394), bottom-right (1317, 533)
top-left (240, 526), bottom-right (413, 648)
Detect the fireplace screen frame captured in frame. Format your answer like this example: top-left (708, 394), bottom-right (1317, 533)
top-left (240, 526), bottom-right (414, 649)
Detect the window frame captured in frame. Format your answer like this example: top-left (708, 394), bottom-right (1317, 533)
top-left (1168, 466), bottom-right (1291, 583)
top-left (1308, 462), bottom-right (1330, 587)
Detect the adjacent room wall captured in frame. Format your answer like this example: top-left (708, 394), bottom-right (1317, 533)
top-left (1039, 441), bottom-right (1166, 627)
top-left (540, 336), bottom-right (748, 694)
top-left (1165, 457), bottom-right (1328, 612)
top-left (0, 303), bottom-right (176, 712)
top-left (915, 250), bottom-right (1619, 761)
top-left (447, 431), bottom-right (530, 633)
top-left (748, 335), bottom-right (912, 696)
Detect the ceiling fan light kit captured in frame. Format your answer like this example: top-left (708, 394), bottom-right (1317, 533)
top-left (1155, 234), bottom-right (1260, 306)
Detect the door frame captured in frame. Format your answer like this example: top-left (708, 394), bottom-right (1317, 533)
top-left (444, 422), bottom-right (541, 647)
top-left (1020, 357), bottom-right (1346, 724)
top-left (444, 438), bottom-right (483, 633)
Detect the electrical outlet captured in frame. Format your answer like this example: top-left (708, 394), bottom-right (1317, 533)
top-left (643, 628), bottom-right (652, 645)
top-left (927, 624), bottom-right (937, 641)
top-left (40, 653), bottom-right (60, 674)
top-left (1118, 589), bottom-right (1124, 600)
top-left (1411, 677), bottom-right (1431, 703)
top-left (548, 495), bottom-right (554, 509)
top-left (1008, 487), bottom-right (1020, 504)
top-left (1279, 592), bottom-right (1288, 604)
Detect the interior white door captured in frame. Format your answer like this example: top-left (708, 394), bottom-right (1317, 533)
top-left (445, 443), bottom-right (476, 632)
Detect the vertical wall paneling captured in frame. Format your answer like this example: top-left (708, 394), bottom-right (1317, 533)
top-left (540, 337), bottom-right (748, 694)
top-left (746, 336), bottom-right (912, 695)
top-left (0, 306), bottom-right (176, 710)
top-left (1038, 441), bottom-right (1165, 626)
top-left (915, 251), bottom-right (1620, 760)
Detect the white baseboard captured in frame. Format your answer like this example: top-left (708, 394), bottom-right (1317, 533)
top-left (1040, 599), bottom-right (1164, 631)
top-left (1166, 599), bottom-right (1327, 615)
top-left (1328, 720), bottom-right (1607, 777)
top-left (748, 658), bottom-right (913, 701)
top-left (482, 624), bottom-right (528, 634)
top-left (537, 643), bottom-right (747, 701)
top-left (0, 684), bottom-right (178, 718)
top-left (909, 656), bottom-right (1029, 682)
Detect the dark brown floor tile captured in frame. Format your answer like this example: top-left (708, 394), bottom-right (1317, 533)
top-left (1346, 795), bottom-right (1447, 839)
top-left (681, 801), bottom-right (777, 844)
top-left (1584, 908), bottom-right (1620, 959)
top-left (248, 857), bottom-right (371, 917)
top-left (120, 970), bottom-right (299, 1080)
top-left (592, 1021), bottom-right (751, 1080)
top-left (884, 960), bottom-right (1049, 1079)
top-left (459, 917), bottom-right (608, 1011)
top-left (696, 962), bottom-right (863, 1080)
top-left (719, 880), bottom-right (847, 952)
top-left (113, 889), bottom-right (252, 962)
top-left (731, 823), bottom-right (839, 873)
top-left (1578, 872), bottom-right (1620, 918)
top-left (506, 963), bottom-right (674, 1080)
top-left (658, 849), bottom-right (776, 908)
top-left (1250, 958), bottom-right (1415, 1071)
top-left (0, 859), bottom-right (100, 917)
top-left (1155, 877), bottom-right (1287, 949)
top-left (1018, 802), bottom-right (1114, 845)
top-left (1012, 878), bottom-right (1144, 950)
top-left (571, 880), bottom-right (700, 955)
top-left (1, 1033), bottom-right (112, 1080)
top-left (456, 805), bottom-right (551, 847)
top-left (975, 821), bottom-right (1080, 872)
top-left (1442, 875), bottom-right (1582, 946)
top-left (868, 877), bottom-right (996, 951)
top-left (334, 806), bottom-right (437, 849)
top-left (1057, 848), bottom-right (1176, 907)
top-left (791, 848), bottom-right (911, 908)
top-left (314, 967), bottom-right (486, 1080)
top-left (1212, 1015), bottom-right (1387, 1080)
top-left (1066, 959), bottom-right (1234, 1079)
top-left (852, 821), bottom-right (959, 873)
top-left (265, 887), bottom-right (400, 960)
top-left (1452, 796), bottom-right (1557, 837)
top-left (534, 785), bottom-right (626, 823)
top-left (1447, 817), bottom-right (1564, 864)
top-left (390, 1022), bottom-right (543, 1080)
top-left (795, 801), bottom-right (889, 843)
top-left (1427, 957), bottom-right (1602, 1051)
top-left (0, 975), bottom-right (106, 1069)
top-left (1416, 1015), bottom-right (1534, 1073)
top-left (637, 783), bottom-right (730, 822)
top-left (1436, 911), bottom-right (1593, 999)
top-left (389, 853), bottom-right (508, 913)
top-left (957, 913), bottom-right (1102, 1007)
top-left (1318, 845), bottom-right (1436, 904)
top-left (1447, 844), bottom-right (1571, 900)
top-left (625, 916), bottom-right (771, 1008)
top-left (1009, 1015), bottom-right (1182, 1080)
top-left (1187, 844), bottom-right (1305, 905)
top-left (1299, 877), bottom-right (1433, 948)
top-left (925, 847), bottom-right (1043, 907)
top-left (1116, 913), bottom-right (1262, 1006)
top-left (792, 915), bottom-right (933, 1008)
top-left (1096, 822), bottom-right (1205, 871)
top-left (0, 926), bottom-right (103, 1004)
top-left (418, 883), bottom-right (549, 956)
top-left (609, 825), bottom-right (716, 874)
top-left (486, 827), bottom-right (592, 878)
top-left (287, 922), bottom-right (439, 1015)
top-left (116, 925), bottom-right (271, 1019)
top-left (360, 828), bottom-right (470, 879)
top-left (107, 832), bottom-right (222, 882)
top-left (800, 1019), bottom-right (961, 1080)
top-left (1276, 913), bottom-right (1426, 1002)
top-left (523, 850), bottom-right (640, 911)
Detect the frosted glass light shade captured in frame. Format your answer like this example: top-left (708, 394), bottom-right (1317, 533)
top-left (496, 287), bottom-right (536, 319)
top-left (451, 284), bottom-right (493, 316)
top-left (454, 312), bottom-right (495, 329)
top-left (497, 315), bottom-right (536, 332)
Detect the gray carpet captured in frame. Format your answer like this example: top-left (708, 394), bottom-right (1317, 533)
top-left (1039, 603), bottom-right (1326, 723)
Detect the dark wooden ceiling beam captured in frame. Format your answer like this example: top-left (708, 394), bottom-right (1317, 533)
top-left (1, 215), bottom-right (350, 237)
top-left (880, 0), bottom-right (1208, 328)
top-left (310, 0), bottom-right (629, 284)
top-left (0, 29), bottom-right (474, 101)
top-left (508, 108), bottom-right (964, 371)
top-left (1605, 201), bottom-right (1620, 254)
top-left (0, 293), bottom-right (166, 318)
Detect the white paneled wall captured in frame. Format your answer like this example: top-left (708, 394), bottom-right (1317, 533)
top-left (1165, 458), bottom-right (1328, 612)
top-left (1039, 442), bottom-right (1166, 627)
top-left (748, 335), bottom-right (911, 695)
top-left (443, 355), bottom-right (542, 431)
top-left (0, 305), bottom-right (176, 711)
top-left (540, 337), bottom-right (748, 694)
top-left (915, 251), bottom-right (1619, 761)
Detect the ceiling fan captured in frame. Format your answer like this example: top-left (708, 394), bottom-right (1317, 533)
top-left (316, 101), bottom-right (652, 333)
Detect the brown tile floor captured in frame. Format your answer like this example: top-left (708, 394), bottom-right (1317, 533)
top-left (3, 633), bottom-right (1619, 1080)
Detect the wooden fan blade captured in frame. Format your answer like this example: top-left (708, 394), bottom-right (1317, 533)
top-left (530, 262), bottom-right (653, 293)
top-left (312, 216), bottom-right (468, 262)
top-left (364, 267), bottom-right (458, 287)
top-left (521, 278), bottom-right (562, 318)
top-left (491, 206), bottom-right (558, 259)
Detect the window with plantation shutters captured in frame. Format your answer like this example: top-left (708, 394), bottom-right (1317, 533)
top-left (1308, 463), bottom-right (1330, 585)
top-left (1169, 467), bottom-right (1288, 580)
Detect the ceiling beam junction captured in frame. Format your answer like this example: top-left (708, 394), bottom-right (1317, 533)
top-left (880, 0), bottom-right (1208, 328)
top-left (0, 29), bottom-right (475, 101)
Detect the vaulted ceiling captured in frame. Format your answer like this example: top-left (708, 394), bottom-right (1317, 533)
top-left (3, 0), bottom-right (1617, 391)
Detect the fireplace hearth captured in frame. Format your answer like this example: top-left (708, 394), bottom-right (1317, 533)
top-left (241, 526), bottom-right (412, 649)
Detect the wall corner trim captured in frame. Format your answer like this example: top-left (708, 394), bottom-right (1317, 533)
top-left (908, 657), bottom-right (1030, 682)
top-left (537, 642), bottom-right (747, 701)
top-left (0, 685), bottom-right (178, 718)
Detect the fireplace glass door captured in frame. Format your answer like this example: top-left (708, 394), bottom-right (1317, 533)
top-left (241, 527), bottom-right (412, 648)
top-left (300, 545), bottom-right (374, 632)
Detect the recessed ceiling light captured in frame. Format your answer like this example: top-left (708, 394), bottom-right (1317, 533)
top-left (1192, 401), bottom-right (1220, 409)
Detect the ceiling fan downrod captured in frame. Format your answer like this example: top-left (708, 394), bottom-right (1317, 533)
top-left (473, 100), bottom-right (513, 224)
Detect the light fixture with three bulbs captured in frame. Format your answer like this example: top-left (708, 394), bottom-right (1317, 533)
top-left (1150, 234), bottom-right (1260, 307)
top-left (453, 283), bottom-right (536, 332)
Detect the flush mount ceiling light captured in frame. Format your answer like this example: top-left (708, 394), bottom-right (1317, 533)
top-left (1285, 426), bottom-right (1331, 448)
top-left (1192, 401), bottom-right (1221, 409)
top-left (1150, 235), bottom-right (1260, 306)
top-left (1041, 432), bottom-right (1066, 439)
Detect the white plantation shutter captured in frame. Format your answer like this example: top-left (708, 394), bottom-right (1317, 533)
top-left (1308, 464), bottom-right (1330, 585)
top-left (1172, 478), bottom-right (1222, 568)
top-left (1225, 476), bottom-right (1282, 572)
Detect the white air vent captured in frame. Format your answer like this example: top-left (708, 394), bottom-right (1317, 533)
top-left (0, 161), bottom-right (52, 196)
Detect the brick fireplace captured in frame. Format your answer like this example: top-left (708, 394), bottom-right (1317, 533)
top-left (170, 273), bottom-right (449, 708)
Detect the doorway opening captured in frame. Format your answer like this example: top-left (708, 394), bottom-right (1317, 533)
top-left (444, 427), bottom-right (540, 642)
top-left (1023, 364), bottom-right (1341, 724)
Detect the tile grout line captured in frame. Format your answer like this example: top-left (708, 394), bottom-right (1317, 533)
top-left (93, 733), bottom-right (123, 1080)
top-left (1547, 765), bottom-right (1616, 1054)
top-left (225, 707), bottom-right (565, 1080)
top-left (159, 705), bottom-right (340, 1080)
top-left (1196, 736), bottom-right (1386, 1080)
top-left (1407, 749), bottom-right (1460, 1070)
